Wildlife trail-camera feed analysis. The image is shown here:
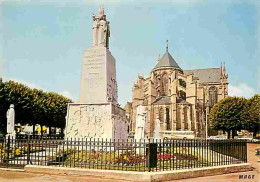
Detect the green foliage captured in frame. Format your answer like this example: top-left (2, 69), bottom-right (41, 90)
top-left (0, 78), bottom-right (73, 134)
top-left (209, 96), bottom-right (247, 138)
top-left (241, 94), bottom-right (260, 137)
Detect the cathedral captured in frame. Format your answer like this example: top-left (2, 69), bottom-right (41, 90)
top-left (124, 42), bottom-right (228, 138)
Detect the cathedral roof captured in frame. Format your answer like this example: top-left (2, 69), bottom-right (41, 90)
top-left (176, 98), bottom-right (191, 105)
top-left (152, 96), bottom-right (192, 105)
top-left (183, 68), bottom-right (221, 83)
top-left (154, 50), bottom-right (181, 70)
top-left (152, 96), bottom-right (172, 105)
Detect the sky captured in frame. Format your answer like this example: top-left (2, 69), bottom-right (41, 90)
top-left (0, 0), bottom-right (259, 106)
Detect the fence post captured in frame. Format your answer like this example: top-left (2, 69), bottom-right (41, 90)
top-left (27, 135), bottom-right (30, 164)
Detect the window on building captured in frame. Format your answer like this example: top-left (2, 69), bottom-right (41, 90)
top-left (159, 107), bottom-right (164, 123)
top-left (179, 79), bottom-right (186, 88)
top-left (162, 74), bottom-right (168, 96)
top-left (209, 87), bottom-right (217, 107)
top-left (166, 108), bottom-right (170, 130)
top-left (179, 90), bottom-right (186, 100)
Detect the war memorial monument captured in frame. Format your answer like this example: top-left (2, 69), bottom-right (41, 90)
top-left (64, 7), bottom-right (128, 140)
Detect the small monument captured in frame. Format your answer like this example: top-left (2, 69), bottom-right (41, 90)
top-left (65, 7), bottom-right (128, 140)
top-left (154, 116), bottom-right (161, 140)
top-left (6, 104), bottom-right (16, 138)
top-left (134, 105), bottom-right (147, 140)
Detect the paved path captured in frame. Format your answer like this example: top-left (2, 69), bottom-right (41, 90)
top-left (0, 143), bottom-right (259, 182)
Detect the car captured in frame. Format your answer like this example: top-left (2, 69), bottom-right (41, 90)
top-left (163, 131), bottom-right (195, 139)
top-left (251, 138), bottom-right (260, 143)
top-left (208, 135), bottom-right (227, 140)
top-left (235, 136), bottom-right (253, 141)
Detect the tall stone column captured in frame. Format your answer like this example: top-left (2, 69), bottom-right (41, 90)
top-left (187, 106), bottom-right (192, 130)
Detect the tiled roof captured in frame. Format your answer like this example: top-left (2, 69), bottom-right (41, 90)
top-left (152, 96), bottom-right (172, 105)
top-left (176, 98), bottom-right (191, 105)
top-left (154, 51), bottom-right (181, 69)
top-left (152, 96), bottom-right (191, 105)
top-left (184, 68), bottom-right (221, 83)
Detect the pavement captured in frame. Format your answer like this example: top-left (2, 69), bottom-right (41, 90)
top-left (0, 143), bottom-right (259, 182)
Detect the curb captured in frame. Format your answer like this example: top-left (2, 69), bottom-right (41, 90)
top-left (0, 168), bottom-right (25, 172)
top-left (24, 163), bottom-right (253, 181)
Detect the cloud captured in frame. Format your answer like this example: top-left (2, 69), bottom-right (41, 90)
top-left (59, 91), bottom-right (75, 101)
top-left (229, 83), bottom-right (256, 98)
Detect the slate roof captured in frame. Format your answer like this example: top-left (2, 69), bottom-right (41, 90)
top-left (153, 96), bottom-right (172, 105)
top-left (176, 98), bottom-right (191, 105)
top-left (183, 68), bottom-right (221, 84)
top-left (154, 50), bottom-right (181, 69)
top-left (152, 96), bottom-right (191, 105)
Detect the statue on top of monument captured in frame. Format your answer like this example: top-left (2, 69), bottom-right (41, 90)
top-left (92, 6), bottom-right (110, 48)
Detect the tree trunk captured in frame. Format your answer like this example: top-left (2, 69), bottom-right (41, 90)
top-left (227, 130), bottom-right (231, 139)
top-left (232, 129), bottom-right (236, 139)
top-left (49, 126), bottom-right (52, 137)
top-left (41, 125), bottom-right (43, 137)
top-left (33, 124), bottom-right (35, 137)
top-left (61, 127), bottom-right (64, 137)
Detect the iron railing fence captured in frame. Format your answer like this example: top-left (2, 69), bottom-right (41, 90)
top-left (0, 137), bottom-right (247, 172)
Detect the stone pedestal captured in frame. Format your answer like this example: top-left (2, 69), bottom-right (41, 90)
top-left (65, 103), bottom-right (127, 140)
top-left (80, 46), bottom-right (118, 105)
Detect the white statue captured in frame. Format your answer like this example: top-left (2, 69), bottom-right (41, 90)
top-left (6, 104), bottom-right (15, 137)
top-left (92, 6), bottom-right (110, 47)
top-left (135, 105), bottom-right (147, 140)
top-left (154, 116), bottom-right (161, 139)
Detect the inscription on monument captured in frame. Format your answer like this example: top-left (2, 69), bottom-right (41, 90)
top-left (80, 49), bottom-right (108, 103)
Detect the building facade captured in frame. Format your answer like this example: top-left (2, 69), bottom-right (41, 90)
top-left (124, 44), bottom-right (228, 138)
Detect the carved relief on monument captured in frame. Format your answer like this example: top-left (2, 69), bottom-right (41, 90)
top-left (107, 77), bottom-right (117, 103)
top-left (66, 104), bottom-right (112, 139)
top-left (66, 104), bottom-right (127, 140)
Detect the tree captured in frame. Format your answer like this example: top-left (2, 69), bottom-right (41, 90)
top-left (0, 78), bottom-right (72, 136)
top-left (241, 94), bottom-right (260, 138)
top-left (209, 96), bottom-right (247, 139)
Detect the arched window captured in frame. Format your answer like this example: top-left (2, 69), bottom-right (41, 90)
top-left (184, 107), bottom-right (188, 130)
top-left (159, 107), bottom-right (164, 123)
top-left (179, 90), bottom-right (186, 100)
top-left (179, 79), bottom-right (186, 88)
top-left (166, 108), bottom-right (170, 130)
top-left (209, 87), bottom-right (217, 107)
top-left (176, 107), bottom-right (181, 130)
top-left (161, 73), bottom-right (168, 96)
